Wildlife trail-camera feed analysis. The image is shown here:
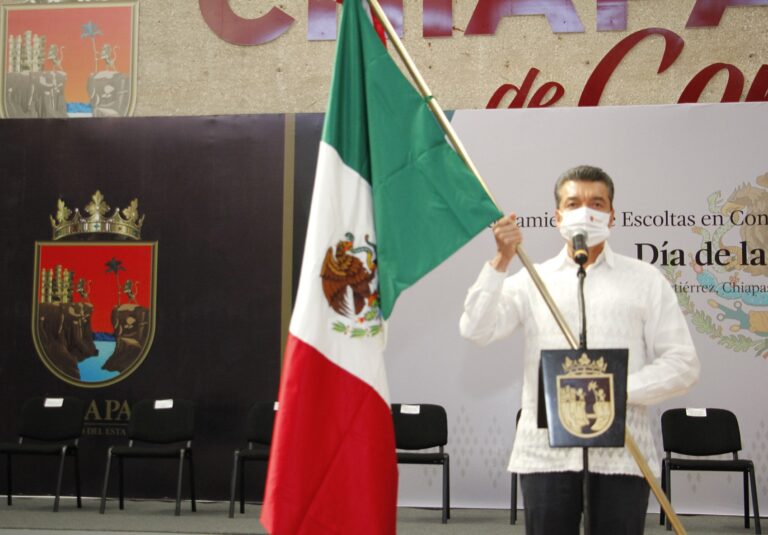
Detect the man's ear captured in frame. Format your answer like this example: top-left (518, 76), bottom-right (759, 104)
top-left (609, 208), bottom-right (616, 228)
top-left (555, 209), bottom-right (563, 227)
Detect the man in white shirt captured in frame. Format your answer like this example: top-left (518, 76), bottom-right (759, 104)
top-left (460, 165), bottom-right (700, 535)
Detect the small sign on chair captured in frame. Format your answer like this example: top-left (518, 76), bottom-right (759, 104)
top-left (44, 398), bottom-right (64, 408)
top-left (154, 399), bottom-right (174, 409)
top-left (400, 404), bottom-right (421, 415)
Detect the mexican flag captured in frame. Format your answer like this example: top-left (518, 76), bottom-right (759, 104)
top-left (260, 1), bottom-right (502, 533)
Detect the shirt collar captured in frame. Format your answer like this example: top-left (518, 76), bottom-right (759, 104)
top-left (553, 242), bottom-right (615, 270)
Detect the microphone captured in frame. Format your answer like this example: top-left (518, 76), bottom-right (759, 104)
top-left (572, 232), bottom-right (588, 266)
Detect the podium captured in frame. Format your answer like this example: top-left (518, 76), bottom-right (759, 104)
top-left (539, 349), bottom-right (628, 448)
top-left (538, 349), bottom-right (628, 535)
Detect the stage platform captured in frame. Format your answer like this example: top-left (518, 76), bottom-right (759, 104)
top-left (0, 497), bottom-right (759, 534)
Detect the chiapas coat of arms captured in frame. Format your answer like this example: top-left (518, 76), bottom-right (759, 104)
top-left (33, 191), bottom-right (156, 387)
top-left (541, 349), bottom-right (627, 447)
top-left (556, 354), bottom-right (615, 439)
top-left (0, 0), bottom-right (138, 118)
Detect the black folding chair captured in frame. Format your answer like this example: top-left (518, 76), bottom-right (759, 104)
top-left (0, 396), bottom-right (85, 512)
top-left (228, 401), bottom-right (275, 518)
top-left (100, 398), bottom-right (196, 516)
top-left (660, 408), bottom-right (761, 534)
top-left (392, 403), bottom-right (450, 523)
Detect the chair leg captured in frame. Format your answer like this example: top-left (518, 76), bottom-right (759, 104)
top-left (175, 450), bottom-right (185, 516)
top-left (749, 466), bottom-right (762, 535)
top-left (6, 453), bottom-right (12, 506)
top-left (441, 456), bottom-right (449, 524)
top-left (665, 464), bottom-right (672, 531)
top-left (445, 454), bottom-right (451, 519)
top-left (53, 445), bottom-right (67, 512)
top-left (239, 457), bottom-right (246, 514)
top-left (228, 451), bottom-right (239, 518)
top-left (118, 456), bottom-right (124, 510)
top-left (99, 449), bottom-right (113, 514)
top-left (745, 470), bottom-right (751, 528)
top-left (659, 460), bottom-right (666, 526)
top-left (188, 451), bottom-right (196, 513)
top-left (511, 472), bottom-right (518, 525)
top-left (74, 450), bottom-right (82, 509)
top-left (446, 457), bottom-right (450, 520)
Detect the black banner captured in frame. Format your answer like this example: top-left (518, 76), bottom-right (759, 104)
top-left (0, 114), bottom-right (322, 500)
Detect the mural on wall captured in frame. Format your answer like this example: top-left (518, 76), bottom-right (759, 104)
top-left (660, 173), bottom-right (768, 358)
top-left (0, 0), bottom-right (138, 118)
top-left (33, 191), bottom-right (157, 388)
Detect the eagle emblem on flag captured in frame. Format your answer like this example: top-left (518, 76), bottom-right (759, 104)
top-left (321, 232), bottom-right (381, 337)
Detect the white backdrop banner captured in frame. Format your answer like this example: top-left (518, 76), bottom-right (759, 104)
top-left (385, 102), bottom-right (768, 515)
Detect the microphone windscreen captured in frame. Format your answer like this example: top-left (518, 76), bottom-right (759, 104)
top-left (572, 233), bottom-right (588, 265)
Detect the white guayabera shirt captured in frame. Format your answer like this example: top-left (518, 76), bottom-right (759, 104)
top-left (460, 243), bottom-right (700, 476)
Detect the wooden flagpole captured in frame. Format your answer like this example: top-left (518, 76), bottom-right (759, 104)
top-left (364, 1), bottom-right (686, 532)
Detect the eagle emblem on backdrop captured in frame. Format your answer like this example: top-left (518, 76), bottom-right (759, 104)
top-left (0, 0), bottom-right (138, 118)
top-left (556, 354), bottom-right (615, 438)
top-left (664, 172), bottom-right (768, 358)
top-left (33, 191), bottom-right (157, 387)
top-left (320, 232), bottom-right (382, 337)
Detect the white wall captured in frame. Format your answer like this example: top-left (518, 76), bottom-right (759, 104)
top-left (385, 102), bottom-right (768, 516)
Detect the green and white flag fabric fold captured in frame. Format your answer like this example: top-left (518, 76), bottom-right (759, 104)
top-left (323, 2), bottom-right (502, 318)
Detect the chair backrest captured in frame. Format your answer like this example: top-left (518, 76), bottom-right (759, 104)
top-left (128, 399), bottom-right (195, 444)
top-left (245, 402), bottom-right (276, 445)
top-left (391, 403), bottom-right (448, 450)
top-left (18, 396), bottom-right (85, 442)
top-left (661, 408), bottom-right (742, 456)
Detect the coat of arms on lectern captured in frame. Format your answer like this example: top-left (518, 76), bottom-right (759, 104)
top-left (556, 353), bottom-right (615, 438)
top-left (540, 348), bottom-right (627, 448)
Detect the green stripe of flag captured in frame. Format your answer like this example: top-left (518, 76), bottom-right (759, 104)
top-left (324, 0), bottom-right (503, 319)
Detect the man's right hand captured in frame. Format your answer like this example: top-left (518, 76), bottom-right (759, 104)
top-left (490, 213), bottom-right (522, 272)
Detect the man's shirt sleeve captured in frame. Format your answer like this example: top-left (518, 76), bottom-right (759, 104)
top-left (460, 262), bottom-right (525, 346)
top-left (628, 270), bottom-right (701, 405)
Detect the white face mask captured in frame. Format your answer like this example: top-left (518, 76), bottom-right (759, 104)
top-left (558, 206), bottom-right (612, 247)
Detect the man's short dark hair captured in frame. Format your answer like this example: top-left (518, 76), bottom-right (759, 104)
top-left (554, 165), bottom-right (615, 207)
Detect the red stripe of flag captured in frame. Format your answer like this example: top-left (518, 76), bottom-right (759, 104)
top-left (261, 334), bottom-right (398, 534)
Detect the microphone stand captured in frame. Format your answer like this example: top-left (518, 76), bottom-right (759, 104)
top-left (578, 263), bottom-right (587, 351)
top-left (576, 259), bottom-right (590, 535)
